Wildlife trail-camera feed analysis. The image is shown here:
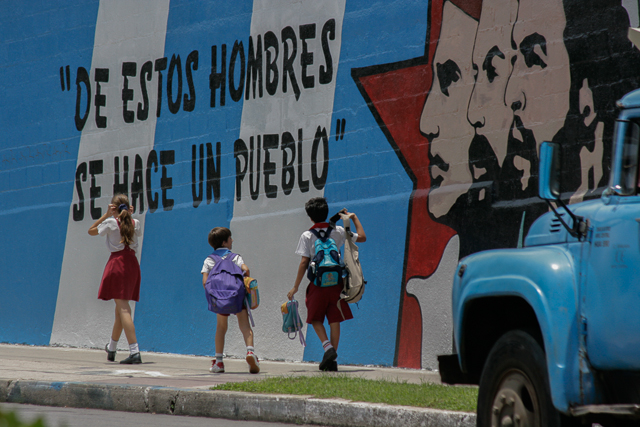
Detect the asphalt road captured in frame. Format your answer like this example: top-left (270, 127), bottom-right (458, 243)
top-left (1, 402), bottom-right (328, 427)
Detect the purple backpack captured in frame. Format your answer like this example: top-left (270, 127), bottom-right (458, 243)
top-left (204, 253), bottom-right (246, 314)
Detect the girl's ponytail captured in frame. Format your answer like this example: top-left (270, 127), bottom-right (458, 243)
top-left (112, 194), bottom-right (135, 246)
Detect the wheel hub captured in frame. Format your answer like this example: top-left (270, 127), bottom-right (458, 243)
top-left (491, 370), bottom-right (539, 427)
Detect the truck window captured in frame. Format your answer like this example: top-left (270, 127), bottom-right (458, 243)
top-left (618, 120), bottom-right (640, 195)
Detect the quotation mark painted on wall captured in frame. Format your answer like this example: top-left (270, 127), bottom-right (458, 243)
top-left (335, 118), bottom-right (346, 141)
top-left (59, 65), bottom-right (71, 91)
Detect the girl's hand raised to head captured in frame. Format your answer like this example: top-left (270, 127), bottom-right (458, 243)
top-left (88, 204), bottom-right (116, 235)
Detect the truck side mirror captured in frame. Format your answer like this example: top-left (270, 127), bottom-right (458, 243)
top-left (539, 141), bottom-right (561, 200)
top-left (538, 141), bottom-right (587, 239)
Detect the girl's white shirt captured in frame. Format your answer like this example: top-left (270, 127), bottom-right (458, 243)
top-left (97, 217), bottom-right (141, 252)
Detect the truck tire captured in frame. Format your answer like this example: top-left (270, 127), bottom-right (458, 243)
top-left (477, 330), bottom-right (570, 427)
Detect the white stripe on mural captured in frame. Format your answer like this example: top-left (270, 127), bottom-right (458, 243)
top-left (226, 0), bottom-right (347, 361)
top-left (405, 235), bottom-right (459, 369)
top-left (51, 0), bottom-right (170, 349)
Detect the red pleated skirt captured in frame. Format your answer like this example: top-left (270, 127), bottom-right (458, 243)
top-left (98, 246), bottom-right (141, 301)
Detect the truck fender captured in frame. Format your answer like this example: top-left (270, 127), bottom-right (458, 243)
top-left (453, 246), bottom-right (591, 412)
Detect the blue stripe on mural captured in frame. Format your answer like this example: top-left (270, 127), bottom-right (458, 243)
top-left (300, 0), bottom-right (427, 366)
top-left (0, 0), bottom-right (100, 345)
top-left (134, 0), bottom-right (252, 356)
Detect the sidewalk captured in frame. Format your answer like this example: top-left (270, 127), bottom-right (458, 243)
top-left (0, 344), bottom-right (476, 427)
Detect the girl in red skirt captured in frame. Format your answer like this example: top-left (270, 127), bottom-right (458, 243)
top-left (88, 194), bottom-right (142, 364)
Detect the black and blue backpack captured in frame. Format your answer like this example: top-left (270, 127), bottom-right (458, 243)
top-left (307, 226), bottom-right (343, 287)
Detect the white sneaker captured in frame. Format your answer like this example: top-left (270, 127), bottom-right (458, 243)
top-left (246, 351), bottom-right (260, 374)
top-left (210, 360), bottom-right (225, 373)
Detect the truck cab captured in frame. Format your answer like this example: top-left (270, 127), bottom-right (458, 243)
top-left (442, 89), bottom-right (640, 426)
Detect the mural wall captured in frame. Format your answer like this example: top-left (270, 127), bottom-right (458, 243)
top-left (2, 0), bottom-right (640, 370)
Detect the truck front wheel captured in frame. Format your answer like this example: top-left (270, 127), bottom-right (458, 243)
top-left (477, 330), bottom-right (568, 427)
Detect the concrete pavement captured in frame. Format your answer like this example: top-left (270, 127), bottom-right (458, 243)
top-left (0, 344), bottom-right (476, 426)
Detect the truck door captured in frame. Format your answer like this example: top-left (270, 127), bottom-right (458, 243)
top-left (585, 119), bottom-right (640, 370)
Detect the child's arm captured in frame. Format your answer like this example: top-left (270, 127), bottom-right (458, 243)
top-left (202, 273), bottom-right (208, 289)
top-left (287, 256), bottom-right (310, 300)
top-left (241, 264), bottom-right (250, 277)
top-left (346, 211), bottom-right (367, 243)
top-left (87, 204), bottom-right (117, 236)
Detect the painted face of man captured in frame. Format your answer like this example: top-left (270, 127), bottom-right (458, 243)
top-left (466, 0), bottom-right (519, 191)
top-left (421, 0), bottom-right (479, 219)
top-left (504, 0), bottom-right (571, 193)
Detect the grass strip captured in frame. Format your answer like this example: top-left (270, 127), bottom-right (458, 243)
top-left (211, 375), bottom-right (477, 413)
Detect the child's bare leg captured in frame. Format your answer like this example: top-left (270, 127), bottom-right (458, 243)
top-left (111, 303), bottom-right (124, 341)
top-left (311, 320), bottom-right (329, 343)
top-left (329, 322), bottom-right (341, 350)
top-left (215, 314), bottom-right (229, 354)
top-left (114, 299), bottom-right (137, 344)
top-left (236, 309), bottom-right (254, 347)
top-left (237, 309), bottom-right (259, 373)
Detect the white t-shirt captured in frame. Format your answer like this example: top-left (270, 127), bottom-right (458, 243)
top-left (97, 217), bottom-right (141, 252)
top-left (295, 225), bottom-right (358, 259)
top-left (201, 253), bottom-right (245, 275)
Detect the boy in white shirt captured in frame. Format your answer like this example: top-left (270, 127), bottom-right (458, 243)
top-left (287, 198), bottom-right (366, 371)
top-left (202, 227), bottom-right (259, 374)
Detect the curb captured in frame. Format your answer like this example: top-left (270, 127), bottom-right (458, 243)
top-left (0, 379), bottom-right (476, 427)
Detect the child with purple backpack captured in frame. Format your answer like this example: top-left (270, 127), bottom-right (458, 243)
top-left (201, 227), bottom-right (260, 374)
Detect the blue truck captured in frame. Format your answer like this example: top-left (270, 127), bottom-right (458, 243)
top-left (440, 89), bottom-right (640, 426)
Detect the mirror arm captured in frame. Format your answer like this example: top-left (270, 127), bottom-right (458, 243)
top-left (544, 198), bottom-right (587, 241)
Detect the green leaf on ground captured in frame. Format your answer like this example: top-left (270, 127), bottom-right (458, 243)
top-left (0, 408), bottom-right (46, 427)
top-left (211, 375), bottom-right (477, 413)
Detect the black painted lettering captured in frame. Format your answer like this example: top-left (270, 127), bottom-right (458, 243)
top-left (311, 126), bottom-right (328, 189)
top-left (281, 26), bottom-right (301, 100)
top-left (122, 62), bottom-right (136, 123)
top-left (167, 54), bottom-right (182, 114)
top-left (94, 68), bottom-right (109, 129)
top-left (249, 135), bottom-right (261, 200)
top-left (264, 31), bottom-right (279, 96)
top-left (281, 131), bottom-right (296, 195)
top-left (192, 144), bottom-right (204, 208)
top-left (160, 150), bottom-right (175, 211)
top-left (113, 156), bottom-right (129, 197)
top-left (210, 45), bottom-right (226, 107)
top-left (154, 57), bottom-right (168, 118)
top-left (146, 150), bottom-right (159, 213)
top-left (73, 162), bottom-right (87, 221)
top-left (75, 67), bottom-right (91, 131)
top-left (138, 60), bottom-right (152, 121)
top-left (246, 35), bottom-right (263, 100)
top-left (206, 142), bottom-right (221, 204)
top-left (234, 138), bottom-right (248, 201)
top-left (184, 50), bottom-right (198, 112)
top-left (263, 134), bottom-right (279, 198)
top-left (89, 159), bottom-right (103, 219)
top-left (229, 41), bottom-right (245, 103)
top-left (300, 23), bottom-right (316, 89)
top-left (319, 19), bottom-right (335, 85)
top-left (297, 128), bottom-right (309, 192)
top-left (131, 154), bottom-right (144, 213)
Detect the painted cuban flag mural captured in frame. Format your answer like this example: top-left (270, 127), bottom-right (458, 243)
top-left (3, 0), bottom-right (640, 369)
top-left (1, 0), bottom-right (414, 367)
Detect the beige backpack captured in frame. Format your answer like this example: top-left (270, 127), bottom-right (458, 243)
top-left (336, 214), bottom-right (366, 318)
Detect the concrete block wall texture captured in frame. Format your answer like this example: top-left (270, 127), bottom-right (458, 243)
top-left (2, 0), bottom-right (640, 370)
